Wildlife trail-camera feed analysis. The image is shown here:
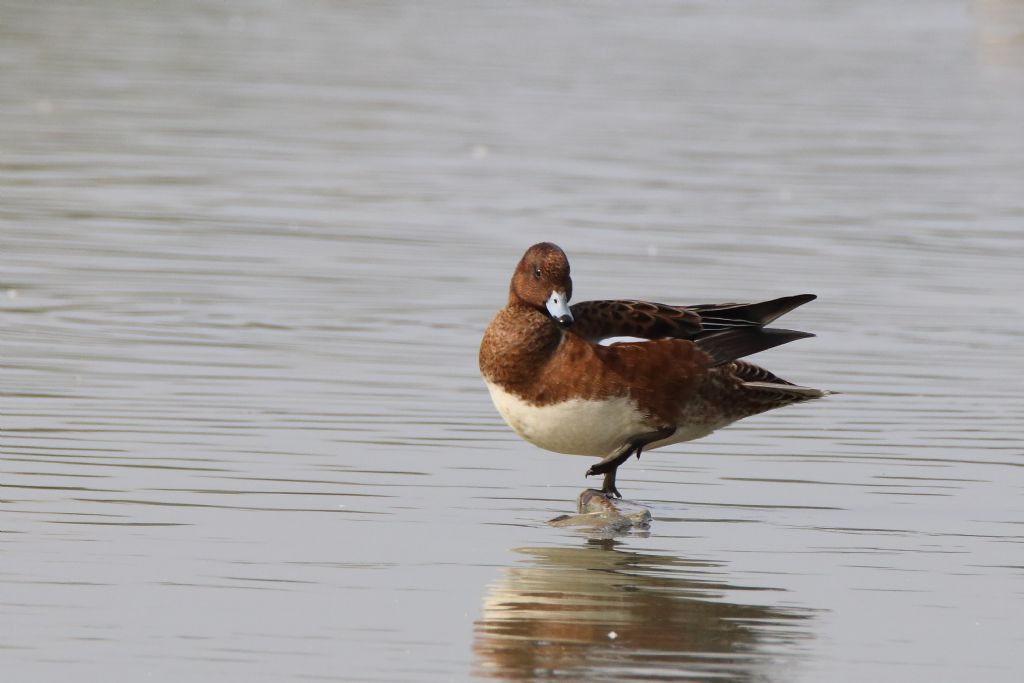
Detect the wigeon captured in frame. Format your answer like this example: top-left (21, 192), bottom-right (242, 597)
top-left (479, 242), bottom-right (828, 498)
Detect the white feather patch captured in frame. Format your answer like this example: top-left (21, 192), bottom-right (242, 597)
top-left (597, 336), bottom-right (650, 346)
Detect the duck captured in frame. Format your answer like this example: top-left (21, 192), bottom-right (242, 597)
top-left (479, 242), bottom-right (827, 498)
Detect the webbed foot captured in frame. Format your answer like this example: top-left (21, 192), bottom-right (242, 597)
top-left (586, 463), bottom-right (623, 499)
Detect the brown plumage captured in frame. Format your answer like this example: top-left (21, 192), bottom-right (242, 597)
top-left (479, 242), bottom-right (827, 498)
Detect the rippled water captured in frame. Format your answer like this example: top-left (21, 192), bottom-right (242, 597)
top-left (2, 0), bottom-right (1023, 681)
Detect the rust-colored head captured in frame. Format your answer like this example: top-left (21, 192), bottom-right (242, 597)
top-left (508, 242), bottom-right (574, 327)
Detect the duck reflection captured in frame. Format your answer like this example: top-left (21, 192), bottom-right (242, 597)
top-left (474, 538), bottom-right (813, 681)
top-left (972, 0), bottom-right (1024, 67)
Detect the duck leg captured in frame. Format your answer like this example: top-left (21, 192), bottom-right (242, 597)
top-left (600, 468), bottom-right (624, 499)
top-left (586, 427), bottom-right (674, 498)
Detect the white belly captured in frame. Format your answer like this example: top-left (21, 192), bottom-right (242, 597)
top-left (484, 380), bottom-right (727, 457)
top-left (484, 380), bottom-right (644, 455)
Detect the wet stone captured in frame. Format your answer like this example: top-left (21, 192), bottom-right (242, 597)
top-left (548, 489), bottom-right (652, 531)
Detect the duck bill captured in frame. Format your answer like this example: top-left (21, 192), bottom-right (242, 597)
top-left (545, 290), bottom-right (573, 327)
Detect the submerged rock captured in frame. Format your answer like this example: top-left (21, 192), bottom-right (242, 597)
top-left (548, 489), bottom-right (652, 532)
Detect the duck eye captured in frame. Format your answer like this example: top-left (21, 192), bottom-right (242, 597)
top-left (532, 266), bottom-right (542, 279)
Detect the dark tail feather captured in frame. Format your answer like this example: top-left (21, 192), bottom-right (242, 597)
top-left (696, 327), bottom-right (815, 366)
top-left (692, 294), bottom-right (817, 331)
top-left (733, 361), bottom-right (830, 400)
top-left (743, 381), bottom-right (830, 400)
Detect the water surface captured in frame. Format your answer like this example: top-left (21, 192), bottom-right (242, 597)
top-left (2, 1), bottom-right (1023, 681)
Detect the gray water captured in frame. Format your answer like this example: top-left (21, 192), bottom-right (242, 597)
top-left (2, 1), bottom-right (1023, 681)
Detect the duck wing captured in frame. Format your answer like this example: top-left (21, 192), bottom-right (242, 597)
top-left (569, 300), bottom-right (703, 343)
top-left (570, 294), bottom-right (817, 345)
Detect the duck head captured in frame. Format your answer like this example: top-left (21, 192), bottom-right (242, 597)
top-left (509, 242), bottom-right (574, 328)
